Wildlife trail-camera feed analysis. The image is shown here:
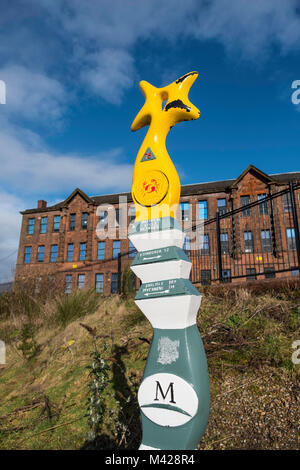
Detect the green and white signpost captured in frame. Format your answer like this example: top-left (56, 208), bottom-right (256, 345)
top-left (129, 72), bottom-right (210, 450)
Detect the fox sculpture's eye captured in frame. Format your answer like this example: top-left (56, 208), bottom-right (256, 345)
top-left (165, 99), bottom-right (191, 112)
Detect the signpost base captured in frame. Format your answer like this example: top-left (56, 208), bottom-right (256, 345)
top-left (129, 218), bottom-right (210, 450)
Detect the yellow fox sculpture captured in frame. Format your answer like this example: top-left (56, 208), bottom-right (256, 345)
top-left (131, 72), bottom-right (200, 222)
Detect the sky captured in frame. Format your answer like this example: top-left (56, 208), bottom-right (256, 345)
top-left (0, 0), bottom-right (300, 281)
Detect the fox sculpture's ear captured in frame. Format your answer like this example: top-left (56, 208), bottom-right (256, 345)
top-left (131, 81), bottom-right (161, 132)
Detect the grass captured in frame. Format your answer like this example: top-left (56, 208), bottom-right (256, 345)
top-left (0, 280), bottom-right (299, 449)
top-left (55, 288), bottom-right (101, 327)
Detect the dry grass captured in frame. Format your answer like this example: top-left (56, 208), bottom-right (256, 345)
top-left (0, 281), bottom-right (299, 449)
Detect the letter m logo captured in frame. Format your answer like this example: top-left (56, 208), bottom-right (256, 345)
top-left (154, 381), bottom-right (176, 404)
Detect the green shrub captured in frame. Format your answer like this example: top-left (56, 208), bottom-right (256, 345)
top-left (17, 323), bottom-right (39, 360)
top-left (120, 263), bottom-right (136, 298)
top-left (55, 289), bottom-right (100, 327)
top-left (289, 307), bottom-right (300, 330)
top-left (261, 334), bottom-right (287, 366)
top-left (86, 344), bottom-right (110, 444)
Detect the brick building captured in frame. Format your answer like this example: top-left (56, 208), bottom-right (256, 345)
top-left (15, 165), bottom-right (300, 294)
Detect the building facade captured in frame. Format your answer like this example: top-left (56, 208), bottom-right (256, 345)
top-left (15, 165), bottom-right (300, 294)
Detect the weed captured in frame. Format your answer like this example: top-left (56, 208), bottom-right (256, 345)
top-left (85, 344), bottom-right (110, 444)
top-left (55, 289), bottom-right (100, 327)
top-left (119, 263), bottom-right (136, 298)
top-left (17, 323), bottom-right (39, 360)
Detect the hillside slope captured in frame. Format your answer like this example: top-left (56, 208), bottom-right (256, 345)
top-left (0, 284), bottom-right (299, 450)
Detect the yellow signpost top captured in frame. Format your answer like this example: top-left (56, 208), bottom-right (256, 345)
top-left (131, 72), bottom-right (200, 222)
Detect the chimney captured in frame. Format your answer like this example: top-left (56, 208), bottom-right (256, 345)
top-left (37, 200), bottom-right (47, 209)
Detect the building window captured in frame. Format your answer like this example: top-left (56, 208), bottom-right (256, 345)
top-left (99, 211), bottom-right (107, 228)
top-left (222, 269), bottom-right (231, 283)
top-left (183, 236), bottom-right (191, 252)
top-left (50, 244), bottom-right (58, 262)
top-left (24, 246), bottom-right (32, 264)
top-left (282, 192), bottom-right (292, 213)
top-left (241, 196), bottom-right (250, 216)
top-left (111, 273), bottom-right (118, 294)
top-left (246, 268), bottom-right (256, 281)
top-left (67, 243), bottom-right (74, 262)
top-left (129, 205), bottom-right (136, 224)
top-left (78, 274), bottom-right (85, 289)
top-left (220, 233), bottom-right (229, 254)
top-left (201, 270), bottom-right (211, 285)
top-left (181, 202), bottom-right (189, 221)
top-left (200, 234), bottom-right (210, 255)
top-left (65, 274), bottom-right (72, 293)
top-left (37, 245), bottom-right (45, 262)
top-left (264, 267), bottom-right (275, 279)
top-left (217, 198), bottom-right (227, 216)
top-left (244, 231), bottom-right (254, 253)
top-left (95, 273), bottom-right (104, 293)
top-left (199, 200), bottom-right (208, 220)
top-left (286, 228), bottom-right (296, 250)
top-left (69, 214), bottom-right (76, 231)
top-left (53, 215), bottom-right (60, 232)
top-left (81, 213), bottom-right (88, 230)
top-left (27, 218), bottom-right (35, 234)
top-left (80, 242), bottom-right (86, 260)
top-left (115, 208), bottom-right (120, 226)
top-left (261, 230), bottom-right (272, 253)
top-left (258, 194), bottom-right (268, 215)
top-left (97, 241), bottom-right (105, 260)
top-left (129, 240), bottom-right (137, 258)
top-left (113, 240), bottom-right (121, 259)
top-left (291, 267), bottom-right (300, 276)
top-left (40, 216), bottom-right (48, 233)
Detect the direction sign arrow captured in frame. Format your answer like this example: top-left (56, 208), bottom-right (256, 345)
top-left (144, 289), bottom-right (170, 296)
top-left (143, 255), bottom-right (162, 260)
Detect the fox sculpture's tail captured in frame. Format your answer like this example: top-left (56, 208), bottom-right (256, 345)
top-left (131, 72), bottom-right (200, 221)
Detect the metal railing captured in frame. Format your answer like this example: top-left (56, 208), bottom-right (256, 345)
top-left (186, 181), bottom-right (300, 284)
top-left (63, 182), bottom-right (300, 289)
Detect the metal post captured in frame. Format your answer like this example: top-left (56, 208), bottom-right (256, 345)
top-left (268, 186), bottom-right (277, 257)
top-left (289, 181), bottom-right (300, 270)
top-left (117, 252), bottom-right (122, 294)
top-left (216, 211), bottom-right (223, 282)
top-left (230, 199), bottom-right (236, 259)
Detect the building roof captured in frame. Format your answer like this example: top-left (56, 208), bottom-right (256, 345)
top-left (20, 165), bottom-right (300, 214)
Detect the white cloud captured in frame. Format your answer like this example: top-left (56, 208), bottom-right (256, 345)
top-left (0, 0), bottom-right (300, 283)
top-left (1, 1), bottom-right (300, 105)
top-left (38, 0), bottom-right (300, 102)
top-left (0, 65), bottom-right (67, 122)
top-left (0, 118), bottom-right (133, 282)
top-left (0, 119), bottom-right (133, 195)
top-left (0, 191), bottom-right (22, 282)
top-left (192, 0), bottom-right (300, 60)
top-left (81, 48), bottom-right (135, 105)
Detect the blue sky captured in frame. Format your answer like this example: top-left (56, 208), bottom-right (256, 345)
top-left (0, 0), bottom-right (300, 280)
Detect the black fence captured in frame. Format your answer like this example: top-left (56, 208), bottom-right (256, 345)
top-left (113, 182), bottom-right (300, 288)
top-left (186, 181), bottom-right (300, 284)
